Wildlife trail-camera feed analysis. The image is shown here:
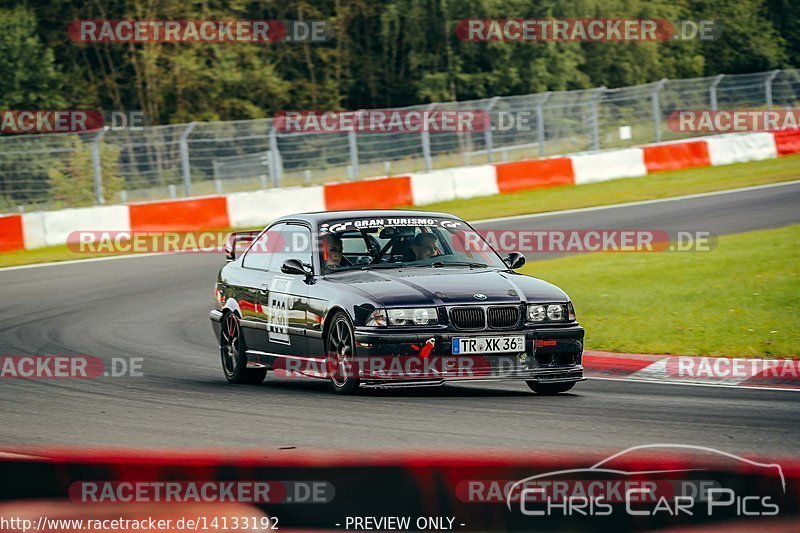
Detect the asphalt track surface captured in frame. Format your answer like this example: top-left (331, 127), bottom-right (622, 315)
top-left (1, 181), bottom-right (798, 453)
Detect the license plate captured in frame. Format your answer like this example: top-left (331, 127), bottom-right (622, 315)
top-left (452, 336), bottom-right (525, 355)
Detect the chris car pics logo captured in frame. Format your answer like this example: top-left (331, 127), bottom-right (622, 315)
top-left (505, 444), bottom-right (784, 518)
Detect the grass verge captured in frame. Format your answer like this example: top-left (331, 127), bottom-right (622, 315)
top-left (0, 245), bottom-right (124, 268)
top-left (521, 225), bottom-right (800, 357)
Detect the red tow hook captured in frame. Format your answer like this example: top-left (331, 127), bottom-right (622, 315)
top-left (411, 338), bottom-right (436, 359)
top-left (419, 338), bottom-right (435, 359)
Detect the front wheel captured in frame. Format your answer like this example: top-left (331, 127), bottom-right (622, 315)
top-left (526, 381), bottom-right (575, 395)
top-left (326, 312), bottom-right (360, 394)
top-left (221, 312), bottom-right (267, 384)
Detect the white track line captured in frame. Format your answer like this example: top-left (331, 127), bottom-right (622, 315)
top-left (471, 179), bottom-right (800, 225)
top-left (2, 179), bottom-right (799, 272)
top-left (0, 252), bottom-right (169, 272)
top-left (589, 375), bottom-right (800, 393)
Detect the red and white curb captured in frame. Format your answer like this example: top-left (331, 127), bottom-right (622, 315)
top-left (584, 351), bottom-right (800, 391)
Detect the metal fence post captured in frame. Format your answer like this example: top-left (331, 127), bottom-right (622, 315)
top-left (92, 128), bottom-right (108, 205)
top-left (258, 153), bottom-right (269, 189)
top-left (709, 74), bottom-right (725, 111)
top-left (179, 121), bottom-right (197, 196)
top-left (765, 69), bottom-right (781, 111)
top-left (483, 97), bottom-right (500, 163)
top-left (348, 111), bottom-right (361, 178)
top-left (590, 87), bottom-right (606, 151)
top-left (651, 79), bottom-right (667, 143)
top-left (536, 92), bottom-right (552, 156)
top-left (269, 126), bottom-right (283, 186)
top-left (421, 103), bottom-right (436, 171)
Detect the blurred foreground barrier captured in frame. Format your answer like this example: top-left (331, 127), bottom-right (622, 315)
top-left (0, 447), bottom-right (798, 531)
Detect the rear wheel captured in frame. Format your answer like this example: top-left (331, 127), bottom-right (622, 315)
top-left (526, 381), bottom-right (575, 395)
top-left (326, 312), bottom-right (360, 394)
top-left (221, 312), bottom-right (267, 384)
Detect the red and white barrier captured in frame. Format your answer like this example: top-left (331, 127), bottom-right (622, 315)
top-left (410, 164), bottom-right (499, 205)
top-left (227, 186), bottom-right (325, 228)
top-left (706, 132), bottom-right (778, 166)
top-left (14, 206), bottom-right (131, 250)
top-left (129, 196), bottom-right (229, 232)
top-left (0, 214), bottom-right (24, 253)
top-left (773, 128), bottom-right (800, 156)
top-left (643, 139), bottom-right (711, 173)
top-left (2, 130), bottom-right (797, 252)
top-left (495, 156), bottom-right (574, 193)
top-left (324, 175), bottom-right (412, 211)
top-left (571, 147), bottom-right (648, 185)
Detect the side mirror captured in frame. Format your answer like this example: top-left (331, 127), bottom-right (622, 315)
top-left (224, 231), bottom-right (259, 262)
top-left (281, 258), bottom-right (312, 275)
top-left (504, 251), bottom-right (526, 270)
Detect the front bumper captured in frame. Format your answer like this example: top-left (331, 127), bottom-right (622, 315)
top-left (209, 309), bottom-right (223, 342)
top-left (351, 325), bottom-right (584, 387)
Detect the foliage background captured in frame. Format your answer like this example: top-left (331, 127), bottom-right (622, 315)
top-left (1, 0), bottom-right (795, 124)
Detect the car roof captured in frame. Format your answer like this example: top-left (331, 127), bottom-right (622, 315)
top-left (272, 209), bottom-right (463, 225)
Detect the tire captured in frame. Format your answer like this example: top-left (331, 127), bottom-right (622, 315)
top-left (526, 381), bottom-right (576, 395)
top-left (325, 311), bottom-right (360, 394)
top-left (220, 312), bottom-right (267, 385)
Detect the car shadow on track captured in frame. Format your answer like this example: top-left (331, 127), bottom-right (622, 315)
top-left (194, 376), bottom-right (579, 398)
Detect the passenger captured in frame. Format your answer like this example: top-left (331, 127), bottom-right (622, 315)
top-left (410, 233), bottom-right (438, 260)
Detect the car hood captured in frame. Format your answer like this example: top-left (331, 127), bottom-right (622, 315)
top-left (329, 268), bottom-right (568, 306)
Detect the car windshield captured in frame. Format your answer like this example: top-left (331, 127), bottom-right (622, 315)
top-left (318, 216), bottom-right (508, 272)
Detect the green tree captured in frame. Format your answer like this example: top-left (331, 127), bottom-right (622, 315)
top-left (692, 0), bottom-right (786, 74)
top-left (0, 6), bottom-right (65, 108)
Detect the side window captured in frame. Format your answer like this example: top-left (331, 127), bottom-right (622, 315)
top-left (267, 224), bottom-right (313, 272)
top-left (242, 223), bottom-right (284, 270)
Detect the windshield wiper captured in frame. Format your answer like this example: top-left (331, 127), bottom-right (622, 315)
top-left (428, 261), bottom-right (487, 268)
top-left (361, 262), bottom-right (408, 270)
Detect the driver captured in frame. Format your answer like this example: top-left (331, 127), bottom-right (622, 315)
top-left (323, 234), bottom-right (345, 268)
top-left (410, 233), bottom-right (438, 260)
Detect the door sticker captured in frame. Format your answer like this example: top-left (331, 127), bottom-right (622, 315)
top-left (268, 276), bottom-right (292, 345)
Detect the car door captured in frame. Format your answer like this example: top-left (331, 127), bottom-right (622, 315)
top-left (260, 223), bottom-right (313, 359)
top-left (238, 224), bottom-right (282, 353)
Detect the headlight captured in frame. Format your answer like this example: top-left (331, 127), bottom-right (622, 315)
top-left (366, 309), bottom-right (387, 327)
top-left (527, 303), bottom-right (572, 322)
top-left (387, 308), bottom-right (438, 326)
top-left (527, 304), bottom-right (546, 322)
top-left (546, 304), bottom-right (564, 321)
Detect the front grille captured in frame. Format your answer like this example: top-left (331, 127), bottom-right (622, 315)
top-left (449, 307), bottom-right (485, 329)
top-left (488, 306), bottom-right (519, 328)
